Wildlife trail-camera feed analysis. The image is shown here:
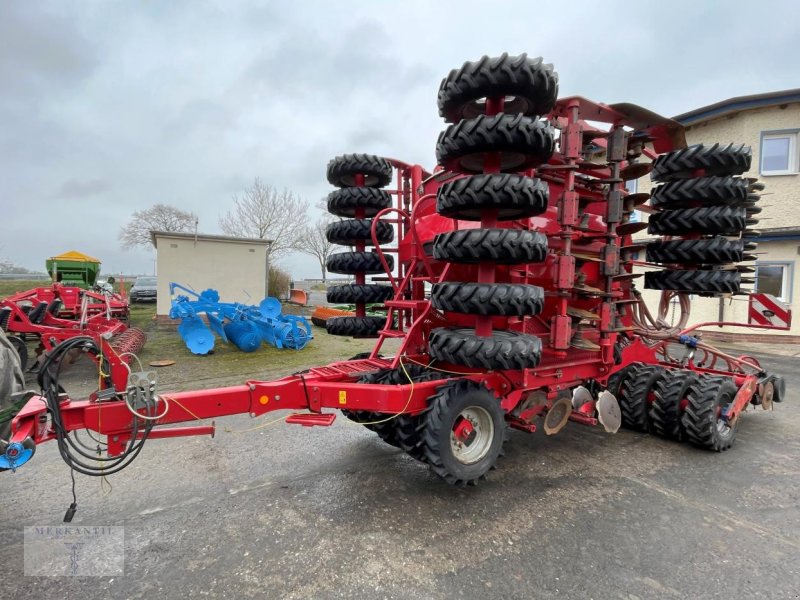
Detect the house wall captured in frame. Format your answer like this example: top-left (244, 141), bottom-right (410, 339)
top-left (154, 235), bottom-right (269, 316)
top-left (629, 102), bottom-right (800, 338)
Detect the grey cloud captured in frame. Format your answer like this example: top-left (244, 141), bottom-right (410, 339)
top-left (54, 178), bottom-right (111, 199)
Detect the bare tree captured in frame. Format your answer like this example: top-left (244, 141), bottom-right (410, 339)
top-left (297, 216), bottom-right (334, 281)
top-left (219, 178), bottom-right (309, 260)
top-left (119, 203), bottom-right (197, 250)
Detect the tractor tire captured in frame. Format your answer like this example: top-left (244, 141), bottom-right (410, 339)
top-left (327, 284), bottom-right (393, 305)
top-left (429, 327), bottom-right (542, 370)
top-left (326, 153), bottom-right (393, 188)
top-left (326, 316), bottom-right (385, 338)
top-left (436, 174), bottom-right (549, 221)
top-left (651, 370), bottom-right (698, 441)
top-left (326, 219), bottom-right (394, 246)
top-left (8, 337), bottom-right (28, 371)
top-left (327, 187), bottom-right (392, 218)
top-left (681, 376), bottom-right (739, 451)
top-left (326, 251), bottom-right (394, 275)
top-left (431, 282), bottom-right (544, 316)
top-left (651, 143), bottom-right (752, 182)
top-left (644, 270), bottom-right (740, 294)
top-left (433, 228), bottom-right (547, 264)
top-left (646, 238), bottom-right (745, 265)
top-left (436, 113), bottom-right (555, 172)
top-left (647, 206), bottom-right (747, 236)
top-left (650, 176), bottom-right (748, 209)
top-left (437, 53), bottom-right (558, 122)
top-left (619, 364), bottom-right (668, 432)
top-left (422, 379), bottom-right (507, 485)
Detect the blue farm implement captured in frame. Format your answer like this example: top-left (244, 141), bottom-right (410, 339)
top-left (169, 284), bottom-right (312, 355)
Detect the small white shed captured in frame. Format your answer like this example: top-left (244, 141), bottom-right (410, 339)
top-left (150, 231), bottom-right (272, 317)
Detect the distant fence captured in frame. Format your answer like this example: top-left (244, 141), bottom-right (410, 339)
top-left (0, 273), bottom-right (50, 281)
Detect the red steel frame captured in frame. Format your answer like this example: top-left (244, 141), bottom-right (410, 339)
top-left (5, 96), bottom-right (786, 463)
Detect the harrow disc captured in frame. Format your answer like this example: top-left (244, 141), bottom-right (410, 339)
top-left (436, 113), bottom-right (555, 172)
top-left (437, 53), bottom-right (558, 122)
top-left (436, 174), bottom-right (549, 221)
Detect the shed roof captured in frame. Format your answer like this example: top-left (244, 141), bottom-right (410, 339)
top-left (150, 230), bottom-right (273, 247)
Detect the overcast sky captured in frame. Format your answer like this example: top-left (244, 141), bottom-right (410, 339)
top-left (2, 0), bottom-right (798, 278)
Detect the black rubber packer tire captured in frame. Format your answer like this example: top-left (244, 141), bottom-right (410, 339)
top-left (327, 284), bottom-right (393, 305)
top-left (651, 143), bottom-right (752, 182)
top-left (650, 176), bottom-right (748, 209)
top-left (436, 174), bottom-right (549, 221)
top-left (431, 282), bottom-right (544, 316)
top-left (646, 238), bottom-right (745, 265)
top-left (682, 376), bottom-right (739, 451)
top-left (433, 228), bottom-right (547, 264)
top-left (327, 187), bottom-right (392, 218)
top-left (605, 364), bottom-right (637, 399)
top-left (422, 379), bottom-right (507, 485)
top-left (429, 327), bottom-right (542, 370)
top-left (436, 113), bottom-right (555, 172)
top-left (647, 206), bottom-right (746, 236)
top-left (326, 251), bottom-right (394, 275)
top-left (326, 219), bottom-right (394, 245)
top-left (644, 270), bottom-right (740, 294)
top-left (326, 154), bottom-right (392, 188)
top-left (651, 370), bottom-right (698, 441)
top-left (326, 316), bottom-right (385, 338)
top-left (437, 53), bottom-right (558, 122)
top-left (311, 316), bottom-right (327, 328)
top-left (619, 364), bottom-right (668, 432)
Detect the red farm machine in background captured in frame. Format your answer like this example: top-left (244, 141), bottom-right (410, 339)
top-left (1, 54), bottom-right (788, 517)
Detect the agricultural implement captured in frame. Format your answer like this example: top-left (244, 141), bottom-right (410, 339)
top-left (169, 284), bottom-right (312, 354)
top-left (3, 282), bottom-right (129, 322)
top-left (1, 54), bottom-right (788, 519)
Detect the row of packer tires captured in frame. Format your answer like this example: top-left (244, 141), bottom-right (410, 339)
top-left (606, 363), bottom-right (763, 451)
top-left (643, 143), bottom-right (760, 295)
top-left (323, 154), bottom-right (395, 338)
top-left (428, 54), bottom-right (558, 370)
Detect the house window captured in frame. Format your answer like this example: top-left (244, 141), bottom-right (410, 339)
top-left (755, 262), bottom-right (793, 302)
top-left (761, 131), bottom-right (799, 175)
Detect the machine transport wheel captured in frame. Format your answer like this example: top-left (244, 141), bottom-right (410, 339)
top-left (646, 238), bottom-right (745, 265)
top-left (436, 174), bottom-right (549, 221)
top-left (433, 228), bottom-right (547, 264)
top-left (327, 284), bottom-right (393, 305)
top-left (681, 376), bottom-right (740, 451)
top-left (436, 113), bottom-right (555, 172)
top-left (422, 379), bottom-right (507, 485)
top-left (431, 282), bottom-right (544, 316)
top-left (644, 269), bottom-right (741, 294)
top-left (8, 337), bottom-right (28, 371)
top-left (326, 251), bottom-right (393, 275)
top-left (327, 187), bottom-right (392, 218)
top-left (650, 176), bottom-right (748, 209)
top-left (605, 364), bottom-right (637, 400)
top-left (651, 370), bottom-right (698, 441)
top-left (325, 219), bottom-right (394, 245)
top-left (437, 53), bottom-right (558, 122)
top-left (311, 316), bottom-right (326, 328)
top-left (326, 316), bottom-right (385, 338)
top-left (619, 364), bottom-right (668, 432)
top-left (326, 153), bottom-right (393, 188)
top-left (647, 206), bottom-right (747, 236)
top-left (650, 143), bottom-right (752, 182)
top-left (429, 327), bottom-right (542, 370)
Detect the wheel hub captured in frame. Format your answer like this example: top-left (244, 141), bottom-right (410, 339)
top-left (450, 407), bottom-right (494, 465)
